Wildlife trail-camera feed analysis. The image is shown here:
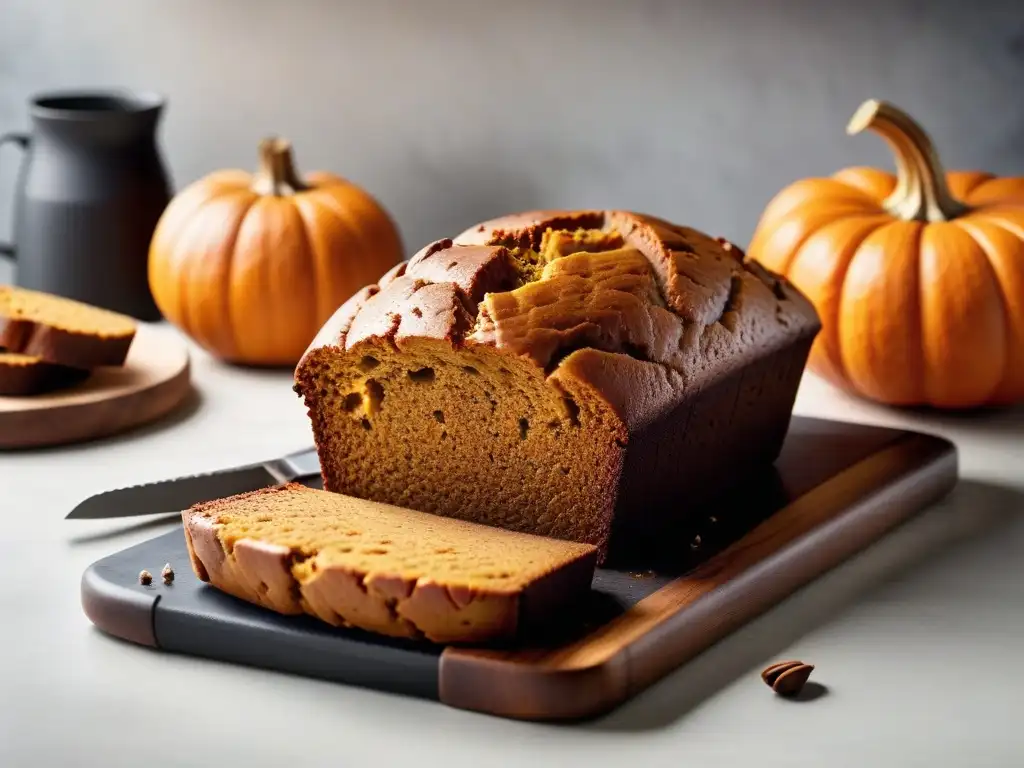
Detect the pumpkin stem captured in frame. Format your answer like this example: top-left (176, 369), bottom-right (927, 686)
top-left (846, 99), bottom-right (968, 222)
top-left (252, 137), bottom-right (309, 196)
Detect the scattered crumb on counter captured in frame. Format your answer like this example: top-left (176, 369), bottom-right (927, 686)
top-left (629, 570), bottom-right (657, 580)
top-left (161, 563), bottom-right (174, 584)
top-left (139, 570), bottom-right (153, 586)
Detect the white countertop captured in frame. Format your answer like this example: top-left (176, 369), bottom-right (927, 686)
top-left (2, 322), bottom-right (1023, 768)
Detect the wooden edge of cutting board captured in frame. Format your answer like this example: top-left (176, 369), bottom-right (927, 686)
top-left (438, 430), bottom-right (958, 721)
top-left (0, 323), bottom-right (192, 449)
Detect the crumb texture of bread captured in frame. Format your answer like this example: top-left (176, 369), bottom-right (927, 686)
top-left (294, 210), bottom-right (821, 560)
top-left (182, 484), bottom-right (597, 644)
top-left (0, 351), bottom-right (89, 396)
top-left (0, 285), bottom-right (137, 368)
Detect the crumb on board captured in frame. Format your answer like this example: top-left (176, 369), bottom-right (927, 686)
top-left (161, 563), bottom-right (174, 584)
top-left (139, 570), bottom-right (153, 586)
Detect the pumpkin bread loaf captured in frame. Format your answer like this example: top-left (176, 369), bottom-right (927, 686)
top-left (294, 210), bottom-right (821, 561)
top-left (0, 285), bottom-right (137, 369)
top-left (182, 483), bottom-right (598, 644)
top-left (0, 351), bottom-right (90, 396)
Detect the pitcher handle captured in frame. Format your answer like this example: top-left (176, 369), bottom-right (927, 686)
top-left (0, 132), bottom-right (30, 260)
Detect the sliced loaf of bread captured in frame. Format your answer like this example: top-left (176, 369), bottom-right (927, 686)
top-left (294, 210), bottom-right (820, 561)
top-left (182, 483), bottom-right (598, 644)
top-left (0, 285), bottom-right (136, 368)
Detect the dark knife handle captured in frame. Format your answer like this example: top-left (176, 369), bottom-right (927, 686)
top-left (264, 447), bottom-right (322, 484)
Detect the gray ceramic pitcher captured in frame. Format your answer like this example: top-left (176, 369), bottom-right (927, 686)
top-left (0, 89), bottom-right (173, 320)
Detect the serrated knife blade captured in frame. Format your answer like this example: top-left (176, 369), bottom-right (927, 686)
top-left (65, 447), bottom-right (322, 520)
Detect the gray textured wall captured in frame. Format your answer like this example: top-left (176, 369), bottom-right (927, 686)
top-left (1, 0), bottom-right (1022, 268)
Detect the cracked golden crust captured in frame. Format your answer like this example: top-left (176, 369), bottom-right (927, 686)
top-left (181, 484), bottom-right (598, 644)
top-left (471, 247), bottom-right (676, 370)
top-left (405, 239), bottom-right (518, 304)
top-left (453, 210), bottom-right (601, 248)
top-left (296, 209), bottom-right (820, 430)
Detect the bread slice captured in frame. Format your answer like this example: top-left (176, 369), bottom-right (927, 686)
top-left (182, 483), bottom-right (598, 644)
top-left (0, 285), bottom-right (136, 368)
top-left (0, 351), bottom-right (89, 396)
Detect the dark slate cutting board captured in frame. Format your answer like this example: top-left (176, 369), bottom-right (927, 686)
top-left (81, 416), bottom-right (957, 721)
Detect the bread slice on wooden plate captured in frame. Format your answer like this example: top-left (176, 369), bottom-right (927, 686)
top-left (182, 483), bottom-right (598, 644)
top-left (0, 351), bottom-right (89, 396)
top-left (0, 285), bottom-right (137, 369)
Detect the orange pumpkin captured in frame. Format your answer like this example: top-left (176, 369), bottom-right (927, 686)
top-left (148, 137), bottom-right (403, 366)
top-left (747, 99), bottom-right (1024, 409)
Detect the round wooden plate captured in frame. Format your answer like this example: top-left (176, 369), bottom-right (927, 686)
top-left (0, 324), bottom-right (192, 449)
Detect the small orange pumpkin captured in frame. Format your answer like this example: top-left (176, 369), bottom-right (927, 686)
top-left (747, 99), bottom-right (1024, 409)
top-left (149, 138), bottom-right (403, 366)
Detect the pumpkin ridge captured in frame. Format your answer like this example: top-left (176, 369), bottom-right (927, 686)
top-left (338, 184), bottom-right (404, 268)
top-left (967, 210), bottom-right (1024, 248)
top-left (788, 215), bottom-right (889, 387)
top-left (831, 167), bottom-right (896, 202)
top-left (277, 199), bottom-right (319, 362)
top-left (756, 178), bottom-right (879, 227)
top-left (181, 190), bottom-right (257, 356)
top-left (150, 180), bottom-right (239, 338)
top-left (919, 223), bottom-right (1007, 407)
top-left (227, 199), bottom-right (287, 362)
top-left (905, 223), bottom-right (927, 405)
top-left (305, 187), bottom-right (385, 285)
top-left (274, 199), bottom-right (320, 363)
top-left (951, 218), bottom-right (1022, 403)
top-left (185, 192), bottom-right (247, 360)
top-left (947, 171), bottom-right (994, 200)
top-left (839, 220), bottom-right (926, 404)
top-left (292, 196), bottom-right (333, 325)
top-left (193, 170), bottom-right (254, 188)
top-left (201, 191), bottom-right (255, 359)
top-left (756, 203), bottom-right (883, 276)
top-left (304, 171), bottom-right (350, 188)
top-left (963, 177), bottom-right (1024, 207)
top-left (748, 171), bottom-right (884, 277)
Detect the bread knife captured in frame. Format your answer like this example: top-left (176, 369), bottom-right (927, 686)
top-left (65, 447), bottom-right (322, 520)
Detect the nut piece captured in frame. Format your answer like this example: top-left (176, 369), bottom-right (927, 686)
top-left (773, 663), bottom-right (814, 697)
top-left (139, 570), bottom-right (153, 586)
top-left (761, 660), bottom-right (801, 685)
top-left (761, 660), bottom-right (814, 697)
top-left (161, 563), bottom-right (175, 584)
